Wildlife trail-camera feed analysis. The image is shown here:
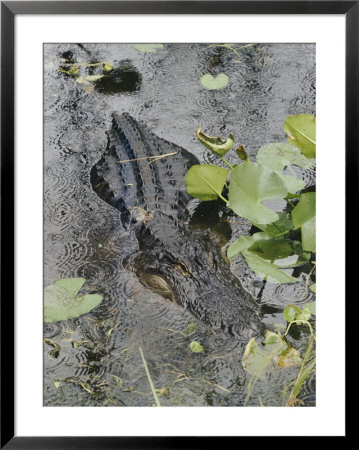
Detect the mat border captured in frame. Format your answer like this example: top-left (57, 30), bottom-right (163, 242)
top-left (1, 1), bottom-right (352, 447)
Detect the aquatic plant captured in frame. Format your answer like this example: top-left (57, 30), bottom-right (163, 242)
top-left (185, 113), bottom-right (316, 285)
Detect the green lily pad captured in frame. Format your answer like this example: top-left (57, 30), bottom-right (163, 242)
top-left (185, 322), bottom-right (198, 334)
top-left (291, 192), bottom-right (316, 252)
top-left (256, 143), bottom-right (315, 172)
top-left (306, 301), bottom-right (316, 314)
top-left (284, 114), bottom-right (316, 158)
top-left (196, 127), bottom-right (234, 157)
top-left (200, 73), bottom-right (229, 90)
top-left (227, 232), bottom-right (272, 260)
top-left (309, 284), bottom-right (316, 293)
top-left (280, 175), bottom-right (306, 194)
top-left (132, 44), bottom-right (164, 53)
top-left (44, 277), bottom-right (103, 323)
top-left (283, 304), bottom-right (301, 322)
top-left (228, 162), bottom-right (288, 225)
top-left (186, 164), bottom-right (228, 201)
top-left (189, 341), bottom-right (203, 353)
top-left (256, 143), bottom-right (313, 194)
top-left (242, 331), bottom-right (302, 377)
top-left (242, 251), bottom-right (298, 284)
top-left (253, 212), bottom-right (293, 237)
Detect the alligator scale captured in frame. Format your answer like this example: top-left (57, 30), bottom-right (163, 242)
top-left (91, 113), bottom-right (262, 339)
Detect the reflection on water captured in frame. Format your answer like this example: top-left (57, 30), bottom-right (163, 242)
top-left (44, 43), bottom-right (315, 406)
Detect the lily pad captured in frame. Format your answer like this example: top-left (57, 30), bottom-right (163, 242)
top-left (283, 304), bottom-right (301, 322)
top-left (196, 127), bottom-right (234, 157)
top-left (306, 301), bottom-right (316, 314)
top-left (132, 44), bottom-right (164, 53)
top-left (253, 212), bottom-right (293, 237)
top-left (291, 192), bottom-right (316, 252)
top-left (186, 164), bottom-right (229, 201)
top-left (228, 162), bottom-right (288, 225)
top-left (257, 143), bottom-right (315, 172)
top-left (44, 277), bottom-right (103, 323)
top-left (189, 341), bottom-right (203, 353)
top-left (200, 73), bottom-right (229, 90)
top-left (309, 284), bottom-right (316, 293)
top-left (242, 331), bottom-right (302, 377)
top-left (284, 114), bottom-right (316, 158)
top-left (280, 174), bottom-right (306, 194)
top-left (227, 232), bottom-right (272, 260)
top-left (242, 251), bottom-right (298, 284)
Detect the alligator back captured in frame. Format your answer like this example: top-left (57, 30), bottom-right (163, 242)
top-left (90, 113), bottom-right (198, 228)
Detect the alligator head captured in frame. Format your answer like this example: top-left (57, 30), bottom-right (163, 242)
top-left (90, 113), bottom-right (263, 340)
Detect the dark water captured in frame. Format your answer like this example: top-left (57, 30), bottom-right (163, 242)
top-left (44, 43), bottom-right (316, 406)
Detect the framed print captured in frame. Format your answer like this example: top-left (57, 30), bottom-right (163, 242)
top-left (1, 1), bottom-right (352, 446)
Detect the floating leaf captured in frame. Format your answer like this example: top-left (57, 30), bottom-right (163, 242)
top-left (253, 212), bottom-right (293, 237)
top-left (242, 331), bottom-right (301, 377)
top-left (284, 114), bottom-right (316, 158)
top-left (189, 341), bottom-right (203, 353)
top-left (242, 251), bottom-right (298, 284)
top-left (283, 305), bottom-right (301, 322)
top-left (228, 163), bottom-right (288, 225)
top-left (185, 322), bottom-right (198, 334)
top-left (196, 127), bottom-right (234, 156)
top-left (200, 73), bottom-right (229, 90)
top-left (296, 307), bottom-right (311, 321)
top-left (257, 143), bottom-right (315, 172)
top-left (280, 175), bottom-right (306, 194)
top-left (309, 284), bottom-right (316, 293)
top-left (291, 192), bottom-right (316, 252)
top-left (76, 74), bottom-right (104, 85)
top-left (227, 232), bottom-right (272, 260)
top-left (44, 277), bottom-right (103, 323)
top-left (275, 347), bottom-right (302, 368)
top-left (103, 63), bottom-right (113, 73)
top-left (186, 164), bottom-right (228, 201)
top-left (248, 238), bottom-right (294, 261)
top-left (132, 44), bottom-right (164, 53)
top-left (306, 301), bottom-right (316, 315)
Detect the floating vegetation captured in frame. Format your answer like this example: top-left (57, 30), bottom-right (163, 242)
top-left (44, 277), bottom-right (103, 322)
top-left (58, 57), bottom-right (141, 94)
top-left (132, 43), bottom-right (164, 53)
top-left (200, 73), bottom-right (229, 90)
top-left (185, 114), bottom-right (316, 285)
top-left (189, 341), bottom-right (203, 353)
top-left (243, 304), bottom-right (316, 406)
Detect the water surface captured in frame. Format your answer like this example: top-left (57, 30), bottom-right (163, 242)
top-left (44, 43), bottom-right (316, 406)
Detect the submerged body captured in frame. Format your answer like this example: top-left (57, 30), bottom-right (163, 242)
top-left (91, 113), bottom-right (262, 339)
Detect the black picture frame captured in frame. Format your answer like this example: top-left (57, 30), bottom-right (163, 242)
top-left (1, 1), bottom-right (351, 447)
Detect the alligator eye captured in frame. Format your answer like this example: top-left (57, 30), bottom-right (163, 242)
top-left (175, 261), bottom-right (190, 276)
top-left (143, 274), bottom-right (172, 295)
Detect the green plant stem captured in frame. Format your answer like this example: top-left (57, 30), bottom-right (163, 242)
top-left (139, 347), bottom-right (161, 406)
top-left (284, 320), bottom-right (316, 341)
top-left (220, 156), bottom-right (233, 169)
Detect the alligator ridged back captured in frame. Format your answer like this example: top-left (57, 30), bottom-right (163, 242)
top-left (90, 113), bottom-right (198, 227)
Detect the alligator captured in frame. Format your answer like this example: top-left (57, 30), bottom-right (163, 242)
top-left (90, 113), bottom-right (263, 339)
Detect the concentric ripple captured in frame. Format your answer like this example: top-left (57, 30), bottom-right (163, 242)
top-left (44, 43), bottom-right (316, 407)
